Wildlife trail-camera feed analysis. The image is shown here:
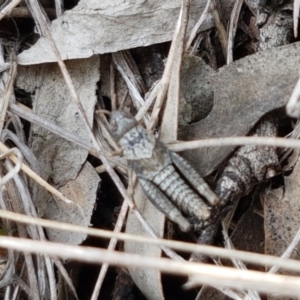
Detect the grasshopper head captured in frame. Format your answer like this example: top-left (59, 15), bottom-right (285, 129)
top-left (110, 110), bottom-right (138, 141)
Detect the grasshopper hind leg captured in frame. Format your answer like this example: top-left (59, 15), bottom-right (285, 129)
top-left (138, 177), bottom-right (192, 232)
top-left (170, 151), bottom-right (220, 206)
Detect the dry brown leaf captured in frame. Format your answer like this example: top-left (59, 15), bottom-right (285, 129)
top-left (179, 41), bottom-right (300, 176)
top-left (16, 56), bottom-right (99, 217)
top-left (17, 0), bottom-right (235, 65)
top-left (45, 162), bottom-right (99, 245)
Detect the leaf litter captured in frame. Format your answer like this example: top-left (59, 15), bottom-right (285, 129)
top-left (1, 0), bottom-right (300, 299)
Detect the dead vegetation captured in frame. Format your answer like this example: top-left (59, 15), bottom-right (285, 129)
top-left (0, 0), bottom-right (300, 299)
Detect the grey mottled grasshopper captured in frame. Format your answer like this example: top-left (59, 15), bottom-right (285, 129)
top-left (110, 111), bottom-right (220, 232)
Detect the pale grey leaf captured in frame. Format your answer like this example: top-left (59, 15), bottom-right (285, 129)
top-left (45, 162), bottom-right (99, 245)
top-left (179, 42), bottom-right (300, 176)
top-left (16, 56), bottom-right (99, 215)
top-left (124, 185), bottom-right (165, 300)
top-left (17, 0), bottom-right (234, 65)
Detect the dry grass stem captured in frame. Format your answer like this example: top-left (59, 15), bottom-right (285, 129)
top-left (286, 74), bottom-right (300, 117)
top-left (160, 0), bottom-right (190, 142)
top-left (210, 0), bottom-right (228, 59)
top-left (2, 236), bottom-right (300, 297)
top-left (294, 0), bottom-right (300, 38)
top-left (5, 181), bottom-right (40, 300)
top-left (135, 80), bottom-right (160, 122)
top-left (9, 103), bottom-right (108, 157)
top-left (168, 136), bottom-right (300, 152)
top-left (110, 58), bottom-right (117, 110)
top-left (0, 0), bottom-right (23, 21)
top-left (3, 209), bottom-right (300, 273)
top-left (7, 7), bottom-right (56, 18)
top-left (0, 147), bottom-right (22, 185)
top-left (91, 201), bottom-right (129, 300)
top-left (112, 51), bottom-right (150, 125)
top-left (148, 1), bottom-right (187, 131)
top-left (185, 0), bottom-right (211, 51)
top-left (0, 52), bottom-right (17, 135)
top-left (227, 0), bottom-right (243, 64)
top-left (54, 0), bottom-right (63, 17)
top-left (0, 141), bottom-right (79, 209)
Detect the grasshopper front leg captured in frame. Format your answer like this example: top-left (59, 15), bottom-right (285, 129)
top-left (138, 177), bottom-right (192, 232)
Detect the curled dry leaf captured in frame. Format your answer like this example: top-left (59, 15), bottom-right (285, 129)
top-left (179, 41), bottom-right (300, 176)
top-left (17, 0), bottom-right (235, 65)
top-left (15, 57), bottom-right (100, 234)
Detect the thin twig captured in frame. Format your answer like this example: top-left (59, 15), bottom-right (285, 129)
top-left (9, 103), bottom-right (108, 157)
top-left (0, 148), bottom-right (22, 186)
top-left (135, 80), bottom-right (160, 122)
top-left (227, 0), bottom-right (243, 64)
top-left (110, 58), bottom-right (117, 111)
top-left (0, 0), bottom-right (23, 21)
top-left (2, 209), bottom-right (300, 273)
top-left (148, 1), bottom-right (188, 131)
top-left (185, 0), bottom-right (211, 51)
top-left (0, 52), bottom-right (17, 135)
top-left (0, 142), bottom-right (78, 207)
top-left (112, 51), bottom-right (150, 125)
top-left (168, 136), bottom-right (300, 152)
top-left (2, 236), bottom-right (300, 297)
top-left (54, 0), bottom-right (63, 17)
top-left (210, 0), bottom-right (228, 59)
top-left (160, 0), bottom-right (190, 142)
top-left (4, 7), bottom-right (56, 18)
top-left (91, 201), bottom-right (129, 300)
top-left (286, 73), bottom-right (300, 118)
top-left (294, 0), bottom-right (300, 38)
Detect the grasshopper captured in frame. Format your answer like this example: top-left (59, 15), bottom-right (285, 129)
top-left (110, 111), bottom-right (220, 232)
